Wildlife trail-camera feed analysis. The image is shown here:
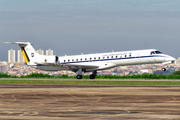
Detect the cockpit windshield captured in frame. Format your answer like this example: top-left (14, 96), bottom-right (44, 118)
top-left (155, 51), bottom-right (162, 54)
top-left (151, 51), bottom-right (162, 55)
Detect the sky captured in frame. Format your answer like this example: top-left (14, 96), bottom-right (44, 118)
top-left (1, 0), bottom-right (180, 61)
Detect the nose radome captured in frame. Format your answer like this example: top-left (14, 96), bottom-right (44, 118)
top-left (169, 56), bottom-right (176, 61)
top-left (167, 56), bottom-right (176, 63)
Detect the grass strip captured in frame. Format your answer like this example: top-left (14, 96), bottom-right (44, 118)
top-left (2, 72), bottom-right (180, 79)
top-left (0, 80), bottom-right (180, 85)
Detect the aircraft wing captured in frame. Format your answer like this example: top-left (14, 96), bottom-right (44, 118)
top-left (64, 63), bottom-right (99, 69)
top-left (34, 62), bottom-right (99, 70)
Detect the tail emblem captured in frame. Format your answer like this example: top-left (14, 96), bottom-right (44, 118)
top-left (31, 53), bottom-right (34, 57)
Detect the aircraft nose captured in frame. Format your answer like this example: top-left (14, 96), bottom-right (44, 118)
top-left (167, 56), bottom-right (176, 63)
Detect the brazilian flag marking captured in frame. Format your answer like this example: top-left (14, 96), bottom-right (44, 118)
top-left (21, 47), bottom-right (30, 63)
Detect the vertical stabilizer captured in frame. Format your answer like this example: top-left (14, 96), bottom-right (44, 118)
top-left (5, 42), bottom-right (40, 65)
top-left (17, 42), bottom-right (40, 65)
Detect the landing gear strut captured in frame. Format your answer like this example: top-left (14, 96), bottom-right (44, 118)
top-left (76, 68), bottom-right (83, 79)
top-left (89, 71), bottom-right (97, 79)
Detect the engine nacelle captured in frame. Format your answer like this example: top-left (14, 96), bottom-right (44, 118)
top-left (34, 55), bottom-right (56, 64)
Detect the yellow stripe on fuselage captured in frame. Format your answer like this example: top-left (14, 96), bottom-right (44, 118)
top-left (21, 47), bottom-right (29, 63)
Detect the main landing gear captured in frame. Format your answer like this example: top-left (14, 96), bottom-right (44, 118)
top-left (77, 75), bottom-right (82, 79)
top-left (89, 71), bottom-right (97, 79)
top-left (76, 69), bottom-right (97, 79)
top-left (76, 68), bottom-right (83, 79)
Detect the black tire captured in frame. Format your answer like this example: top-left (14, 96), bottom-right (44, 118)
top-left (162, 68), bottom-right (166, 71)
top-left (89, 75), bottom-right (95, 79)
top-left (77, 75), bottom-right (82, 79)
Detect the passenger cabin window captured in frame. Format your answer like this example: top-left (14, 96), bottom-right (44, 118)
top-left (64, 60), bottom-right (66, 62)
top-left (116, 56), bottom-right (118, 58)
top-left (98, 57), bottom-right (100, 59)
top-left (103, 57), bottom-right (105, 59)
top-left (111, 56), bottom-right (113, 58)
top-left (68, 60), bottom-right (70, 62)
top-left (94, 57), bottom-right (96, 60)
top-left (90, 58), bottom-right (92, 60)
top-left (76, 59), bottom-right (78, 61)
top-left (85, 58), bottom-right (87, 60)
top-left (125, 55), bottom-right (127, 58)
top-left (107, 56), bottom-right (109, 59)
top-left (129, 55), bottom-right (131, 57)
top-left (72, 59), bottom-right (74, 62)
top-left (80, 58), bottom-right (82, 61)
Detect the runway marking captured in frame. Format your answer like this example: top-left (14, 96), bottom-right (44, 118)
top-left (49, 94), bottom-right (58, 101)
top-left (124, 103), bottom-right (138, 114)
top-left (124, 109), bottom-right (131, 113)
top-left (20, 111), bottom-right (39, 116)
top-left (33, 92), bottom-right (37, 97)
top-left (86, 94), bottom-right (94, 105)
top-left (162, 97), bottom-right (180, 103)
top-left (172, 97), bottom-right (176, 101)
top-left (163, 101), bottom-right (180, 103)
top-left (0, 92), bottom-right (4, 98)
top-left (11, 95), bottom-right (17, 102)
top-left (95, 97), bottom-right (101, 102)
top-left (32, 91), bottom-right (45, 106)
top-left (66, 89), bottom-right (77, 98)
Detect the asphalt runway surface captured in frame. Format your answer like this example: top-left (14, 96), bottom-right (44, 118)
top-left (0, 84), bottom-right (180, 120)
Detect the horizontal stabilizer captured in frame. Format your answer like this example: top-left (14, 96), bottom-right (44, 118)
top-left (5, 42), bottom-right (33, 45)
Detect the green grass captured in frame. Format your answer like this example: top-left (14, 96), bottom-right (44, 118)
top-left (0, 80), bottom-right (180, 85)
top-left (2, 72), bottom-right (180, 79)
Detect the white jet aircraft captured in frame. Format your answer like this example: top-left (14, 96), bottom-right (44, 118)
top-left (6, 42), bottom-right (175, 79)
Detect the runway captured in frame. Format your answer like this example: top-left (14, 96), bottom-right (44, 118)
top-left (0, 84), bottom-right (180, 120)
top-left (1, 78), bottom-right (180, 81)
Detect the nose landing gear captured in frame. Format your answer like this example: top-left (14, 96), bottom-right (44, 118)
top-left (162, 68), bottom-right (166, 71)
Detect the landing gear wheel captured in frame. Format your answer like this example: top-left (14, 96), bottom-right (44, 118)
top-left (162, 68), bottom-right (166, 71)
top-left (89, 75), bottom-right (95, 79)
top-left (77, 75), bottom-right (82, 79)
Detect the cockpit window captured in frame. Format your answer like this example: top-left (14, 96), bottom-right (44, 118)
top-left (151, 51), bottom-right (162, 55)
top-left (151, 51), bottom-right (155, 55)
top-left (155, 51), bottom-right (162, 54)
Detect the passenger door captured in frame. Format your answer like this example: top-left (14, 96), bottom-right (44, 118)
top-left (135, 52), bottom-right (141, 64)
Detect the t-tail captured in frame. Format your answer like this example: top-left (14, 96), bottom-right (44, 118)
top-left (5, 42), bottom-right (41, 65)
